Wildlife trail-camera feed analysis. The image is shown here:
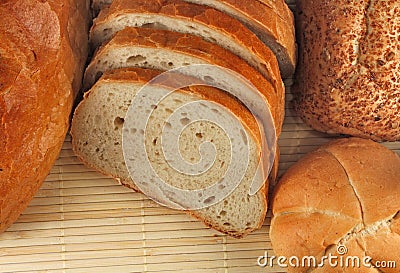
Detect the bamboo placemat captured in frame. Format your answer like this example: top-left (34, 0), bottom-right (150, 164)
top-left (1, 1), bottom-right (399, 272)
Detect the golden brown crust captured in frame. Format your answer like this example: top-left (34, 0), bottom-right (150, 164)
top-left (272, 148), bottom-right (362, 220)
top-left (323, 138), bottom-right (400, 225)
top-left (211, 0), bottom-right (296, 77)
top-left (85, 27), bottom-right (284, 136)
top-left (271, 138), bottom-right (400, 272)
top-left (0, 0), bottom-right (89, 233)
top-left (92, 0), bottom-right (283, 83)
top-left (90, 0), bottom-right (296, 77)
top-left (294, 0), bottom-right (400, 141)
top-left (359, 221), bottom-right (400, 273)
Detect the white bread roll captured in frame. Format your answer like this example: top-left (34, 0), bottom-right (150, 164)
top-left (271, 137), bottom-right (400, 272)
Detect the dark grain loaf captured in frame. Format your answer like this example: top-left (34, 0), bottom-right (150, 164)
top-left (294, 0), bottom-right (400, 141)
top-left (0, 0), bottom-right (89, 232)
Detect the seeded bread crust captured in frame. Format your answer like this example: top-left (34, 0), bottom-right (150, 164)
top-left (294, 0), bottom-right (400, 141)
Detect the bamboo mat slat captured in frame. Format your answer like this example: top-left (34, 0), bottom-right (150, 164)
top-left (1, 0), bottom-right (399, 272)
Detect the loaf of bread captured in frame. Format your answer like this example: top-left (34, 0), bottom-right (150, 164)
top-left (0, 0), bottom-right (89, 232)
top-left (72, 68), bottom-right (269, 238)
top-left (91, 0), bottom-right (296, 78)
top-left (294, 0), bottom-right (400, 141)
top-left (271, 138), bottom-right (400, 272)
top-left (91, 0), bottom-right (281, 83)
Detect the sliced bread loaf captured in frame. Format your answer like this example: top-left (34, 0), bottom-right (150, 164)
top-left (90, 0), bottom-right (283, 82)
top-left (90, 0), bottom-right (296, 77)
top-left (71, 68), bottom-right (268, 237)
top-left (84, 27), bottom-right (284, 136)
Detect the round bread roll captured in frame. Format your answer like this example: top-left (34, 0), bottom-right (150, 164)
top-left (270, 138), bottom-right (400, 273)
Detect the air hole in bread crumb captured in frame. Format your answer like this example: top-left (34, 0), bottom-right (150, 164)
top-left (204, 196), bottom-right (215, 204)
top-left (199, 102), bottom-right (209, 108)
top-left (164, 122), bottom-right (172, 129)
top-left (127, 54), bottom-right (146, 64)
top-left (203, 75), bottom-right (215, 84)
top-left (152, 138), bottom-right (158, 146)
top-left (0, 168), bottom-right (3, 172)
top-left (195, 133), bottom-right (203, 138)
top-left (207, 36), bottom-right (217, 43)
top-left (114, 117), bottom-right (124, 129)
top-left (102, 28), bottom-right (111, 34)
top-left (220, 210), bottom-right (227, 216)
top-left (223, 222), bottom-right (231, 226)
top-left (180, 117), bottom-right (191, 126)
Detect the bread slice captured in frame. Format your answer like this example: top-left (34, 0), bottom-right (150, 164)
top-left (91, 0), bottom-right (283, 82)
top-left (84, 27), bottom-right (284, 137)
top-left (90, 0), bottom-right (296, 77)
top-left (71, 68), bottom-right (268, 238)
